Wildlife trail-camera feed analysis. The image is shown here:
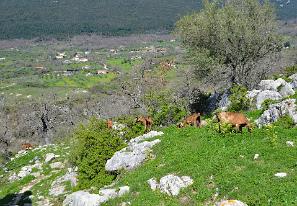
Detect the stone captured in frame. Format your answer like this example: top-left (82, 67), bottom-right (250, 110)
top-left (32, 172), bottom-right (41, 178)
top-left (63, 191), bottom-right (102, 206)
top-left (147, 178), bottom-right (158, 191)
top-left (18, 166), bottom-right (32, 178)
top-left (118, 186), bottom-right (130, 196)
top-left (256, 99), bottom-right (297, 126)
top-left (105, 131), bottom-right (163, 172)
top-left (129, 131), bottom-right (164, 144)
top-left (149, 174), bottom-right (193, 196)
top-left (49, 171), bottom-right (77, 196)
top-left (274, 172), bottom-right (287, 178)
top-left (45, 153), bottom-right (56, 163)
top-left (279, 83), bottom-right (295, 97)
top-left (98, 188), bottom-right (117, 200)
top-left (50, 162), bottom-right (64, 169)
top-left (9, 173), bottom-right (18, 182)
top-left (105, 139), bottom-right (161, 171)
top-left (247, 90), bottom-right (261, 100)
top-left (112, 122), bottom-right (126, 131)
top-left (218, 92), bottom-right (231, 111)
top-left (215, 200), bottom-right (247, 206)
top-left (286, 141), bottom-right (294, 147)
top-left (259, 78), bottom-right (286, 91)
top-left (256, 90), bottom-right (282, 109)
top-left (63, 186), bottom-right (130, 206)
top-left (289, 73), bottom-right (297, 89)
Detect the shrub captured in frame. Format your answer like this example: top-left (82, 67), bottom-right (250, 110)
top-left (70, 117), bottom-right (126, 190)
top-left (115, 115), bottom-right (145, 141)
top-left (229, 84), bottom-right (251, 112)
top-left (144, 91), bottom-right (187, 126)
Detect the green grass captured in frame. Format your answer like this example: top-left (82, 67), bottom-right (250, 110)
top-left (104, 125), bottom-right (297, 206)
top-left (43, 73), bottom-right (117, 89)
top-left (107, 58), bottom-right (142, 72)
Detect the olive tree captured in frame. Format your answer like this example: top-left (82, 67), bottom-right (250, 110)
top-left (175, 0), bottom-right (283, 88)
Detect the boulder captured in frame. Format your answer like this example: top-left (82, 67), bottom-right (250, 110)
top-left (105, 131), bottom-right (163, 172)
top-left (45, 153), bottom-right (56, 163)
top-left (256, 99), bottom-right (297, 126)
top-left (218, 92), bottom-right (230, 111)
top-left (278, 83), bottom-right (295, 97)
top-left (63, 186), bottom-right (130, 206)
top-left (49, 171), bottom-right (77, 197)
top-left (50, 162), bottom-right (64, 169)
top-left (215, 200), bottom-right (247, 206)
top-left (256, 90), bottom-right (282, 109)
top-left (105, 139), bottom-right (160, 171)
top-left (148, 174), bottom-right (193, 196)
top-left (63, 191), bottom-right (102, 206)
top-left (289, 73), bottom-right (297, 89)
top-left (259, 78), bottom-right (286, 91)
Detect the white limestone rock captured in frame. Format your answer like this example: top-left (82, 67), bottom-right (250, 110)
top-left (256, 99), bottom-right (297, 126)
top-left (148, 174), bottom-right (193, 196)
top-left (286, 141), bottom-right (294, 147)
top-left (256, 90), bottom-right (282, 109)
top-left (274, 172), bottom-right (287, 178)
top-left (63, 191), bottom-right (102, 206)
top-left (49, 171), bottom-right (77, 196)
top-left (45, 153), bottom-right (56, 163)
top-left (289, 73), bottom-right (297, 89)
top-left (105, 131), bottom-right (163, 172)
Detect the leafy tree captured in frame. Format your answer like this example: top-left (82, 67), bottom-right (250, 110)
top-left (175, 0), bottom-right (283, 88)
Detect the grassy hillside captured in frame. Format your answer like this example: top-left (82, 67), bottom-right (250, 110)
top-left (1, 115), bottom-right (297, 205)
top-left (0, 0), bottom-right (296, 39)
top-left (105, 123), bottom-right (297, 205)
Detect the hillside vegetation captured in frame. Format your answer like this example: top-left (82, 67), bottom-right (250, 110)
top-left (0, 0), bottom-right (296, 39)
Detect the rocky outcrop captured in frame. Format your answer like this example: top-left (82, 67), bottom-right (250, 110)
top-left (256, 99), bottom-right (297, 126)
top-left (105, 131), bottom-right (163, 171)
top-left (63, 186), bottom-right (129, 206)
top-left (255, 90), bottom-right (282, 109)
top-left (246, 77), bottom-right (296, 109)
top-left (147, 174), bottom-right (193, 196)
top-left (49, 169), bottom-right (77, 197)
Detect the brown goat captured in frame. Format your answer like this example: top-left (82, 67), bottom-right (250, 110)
top-left (21, 143), bottom-right (33, 150)
top-left (136, 116), bottom-right (153, 131)
top-left (107, 119), bottom-right (113, 129)
top-left (178, 113), bottom-right (201, 128)
top-left (216, 112), bottom-right (251, 133)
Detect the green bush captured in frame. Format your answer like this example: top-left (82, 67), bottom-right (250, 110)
top-left (229, 84), bottom-right (250, 112)
top-left (115, 115), bottom-right (145, 141)
top-left (70, 117), bottom-right (126, 190)
top-left (144, 91), bottom-right (187, 126)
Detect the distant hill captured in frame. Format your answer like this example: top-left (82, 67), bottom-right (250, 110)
top-left (0, 0), bottom-right (296, 39)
